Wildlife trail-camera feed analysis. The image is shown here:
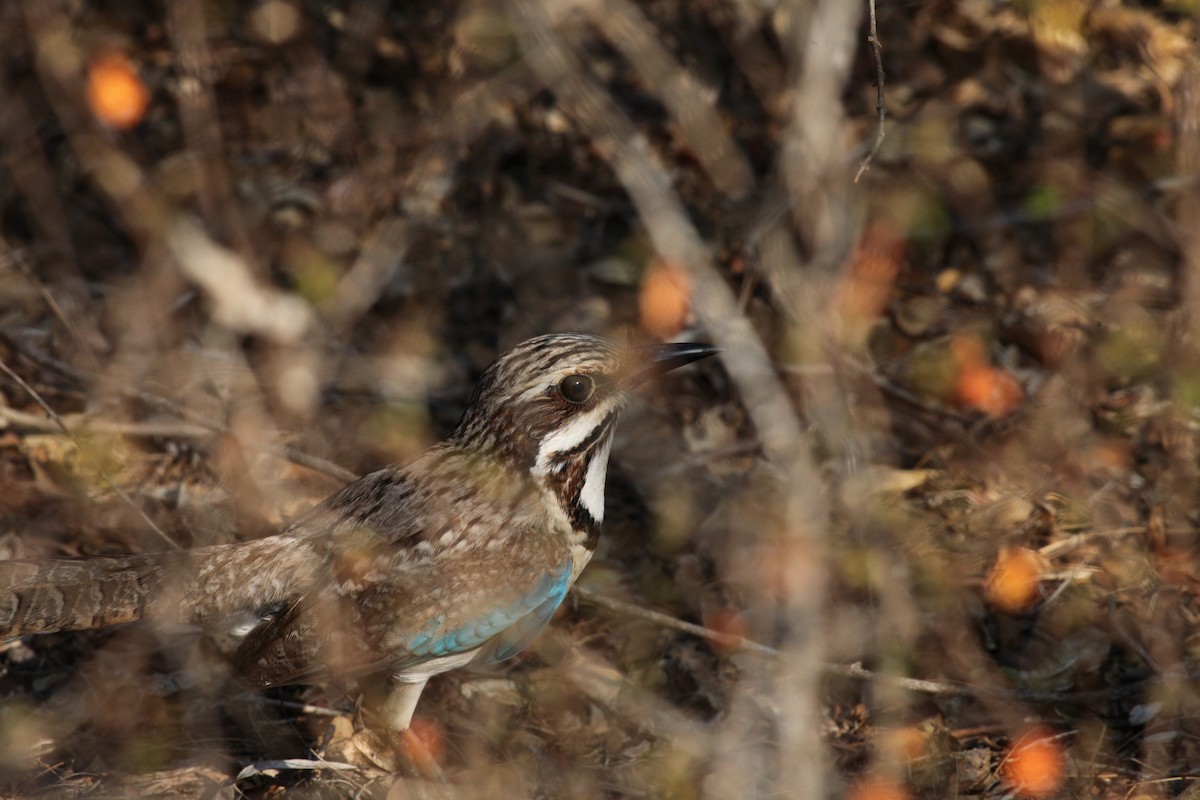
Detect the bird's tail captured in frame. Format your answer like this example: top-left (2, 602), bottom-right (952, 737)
top-left (0, 534), bottom-right (324, 640)
top-left (0, 554), bottom-right (170, 637)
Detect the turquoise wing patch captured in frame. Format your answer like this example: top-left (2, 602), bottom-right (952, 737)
top-left (482, 562), bottom-right (573, 663)
top-left (406, 560), bottom-right (573, 661)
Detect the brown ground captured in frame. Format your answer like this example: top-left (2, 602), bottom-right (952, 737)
top-left (1, 0), bottom-right (1199, 797)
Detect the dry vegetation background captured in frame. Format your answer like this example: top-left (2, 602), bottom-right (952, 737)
top-left (0, 0), bottom-right (1199, 797)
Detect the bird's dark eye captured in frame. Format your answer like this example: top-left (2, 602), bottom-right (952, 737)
top-left (559, 374), bottom-right (595, 404)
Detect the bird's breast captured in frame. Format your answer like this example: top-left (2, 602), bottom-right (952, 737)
top-left (568, 539), bottom-right (595, 583)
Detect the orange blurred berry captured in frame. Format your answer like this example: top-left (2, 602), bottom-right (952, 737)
top-left (839, 223), bottom-right (903, 322)
top-left (754, 537), bottom-right (822, 597)
top-left (985, 547), bottom-right (1043, 613)
top-left (639, 260), bottom-right (692, 338)
top-left (887, 726), bottom-right (929, 764)
top-left (950, 333), bottom-right (1022, 416)
top-left (1003, 728), bottom-right (1065, 798)
top-left (401, 717), bottom-right (446, 767)
top-left (846, 776), bottom-right (911, 800)
top-left (1087, 439), bottom-right (1130, 471)
top-left (703, 608), bottom-right (747, 653)
top-left (87, 54), bottom-right (150, 130)
top-left (956, 364), bottom-right (1022, 416)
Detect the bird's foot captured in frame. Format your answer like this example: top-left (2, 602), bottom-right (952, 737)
top-left (351, 725), bottom-right (445, 779)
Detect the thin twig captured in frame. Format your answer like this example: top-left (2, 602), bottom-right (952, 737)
top-left (854, 0), bottom-right (886, 183)
top-left (235, 759), bottom-right (358, 781)
top-left (572, 586), bottom-right (975, 696)
top-left (0, 406), bottom-right (212, 439)
top-left (1037, 526), bottom-right (1156, 559)
top-left (572, 585), bottom-right (1154, 703)
top-left (12, 256), bottom-right (102, 372)
top-left (1, 331), bottom-right (358, 484)
top-left (249, 695), bottom-right (345, 718)
top-left (0, 358), bottom-right (180, 550)
top-left (574, 585), bottom-right (779, 656)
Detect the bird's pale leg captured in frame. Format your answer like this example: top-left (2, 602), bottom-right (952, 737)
top-left (378, 679), bottom-right (427, 733)
top-left (353, 678), bottom-right (445, 775)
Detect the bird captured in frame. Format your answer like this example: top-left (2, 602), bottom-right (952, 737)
top-left (0, 332), bottom-right (718, 744)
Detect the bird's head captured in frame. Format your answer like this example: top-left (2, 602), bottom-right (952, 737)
top-left (450, 333), bottom-right (717, 530)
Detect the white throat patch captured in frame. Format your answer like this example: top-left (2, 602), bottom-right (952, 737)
top-left (579, 435), bottom-right (612, 524)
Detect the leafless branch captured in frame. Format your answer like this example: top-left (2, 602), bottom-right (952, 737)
top-left (854, 0), bottom-right (886, 183)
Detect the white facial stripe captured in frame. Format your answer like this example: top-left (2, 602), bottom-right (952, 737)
top-left (534, 407), bottom-right (610, 472)
top-left (579, 435), bottom-right (612, 524)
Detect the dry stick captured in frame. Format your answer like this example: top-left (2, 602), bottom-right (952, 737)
top-left (253, 696), bottom-right (344, 718)
top-left (0, 358), bottom-right (180, 550)
top-left (1037, 526), bottom-right (1153, 559)
top-left (0, 406), bottom-right (212, 440)
top-left (853, 0), bottom-right (886, 183)
top-left (3, 334), bottom-right (358, 484)
top-left (572, 586), bottom-right (1152, 704)
top-left (575, 586), bottom-right (780, 658)
top-left (573, 586), bottom-right (975, 697)
top-left (566, 0), bottom-right (754, 199)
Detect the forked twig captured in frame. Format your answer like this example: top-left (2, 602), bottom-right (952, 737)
top-left (854, 0), bottom-right (886, 183)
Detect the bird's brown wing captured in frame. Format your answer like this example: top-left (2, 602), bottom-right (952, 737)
top-left (232, 528), bottom-right (571, 687)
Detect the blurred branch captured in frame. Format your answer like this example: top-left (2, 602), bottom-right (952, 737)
top-left (853, 0), bottom-right (886, 183)
top-left (22, 3), bottom-right (313, 346)
top-left (561, 0), bottom-right (755, 198)
top-left (509, 0), bottom-right (804, 465)
top-left (401, 60), bottom-right (540, 219)
top-left (573, 586), bottom-right (1156, 704)
top-left (0, 406), bottom-right (210, 439)
top-left (166, 0), bottom-right (247, 250)
top-left (0, 357), bottom-right (179, 549)
top-left (781, 0), bottom-right (863, 268)
top-left (168, 219), bottom-right (313, 343)
top-left (761, 0), bottom-right (867, 797)
top-left (1, 332), bottom-right (359, 484)
top-left (574, 585), bottom-right (779, 657)
top-left (336, 63), bottom-right (541, 325)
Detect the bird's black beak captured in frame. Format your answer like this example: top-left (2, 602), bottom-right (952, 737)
top-left (622, 341), bottom-right (720, 389)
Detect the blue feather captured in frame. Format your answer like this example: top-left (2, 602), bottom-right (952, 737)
top-left (481, 562), bottom-right (573, 663)
top-left (404, 561), bottom-right (573, 661)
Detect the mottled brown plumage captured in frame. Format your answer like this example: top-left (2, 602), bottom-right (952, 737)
top-left (0, 333), bottom-right (717, 736)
